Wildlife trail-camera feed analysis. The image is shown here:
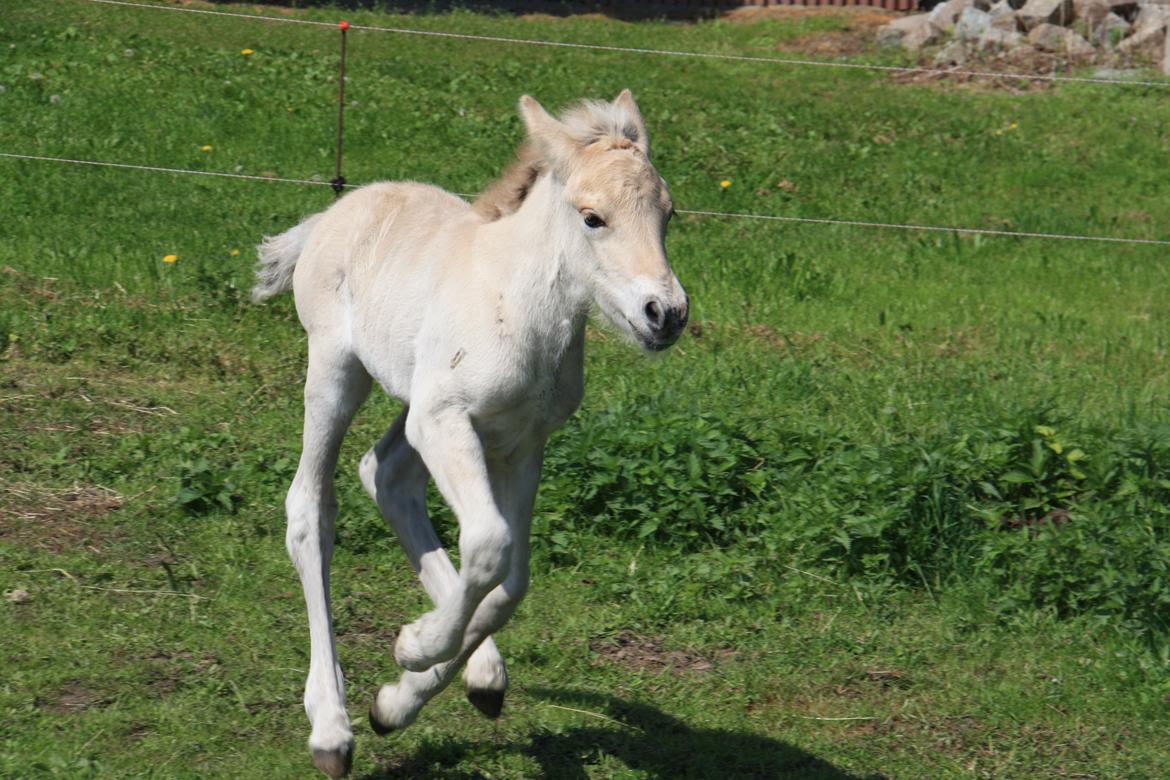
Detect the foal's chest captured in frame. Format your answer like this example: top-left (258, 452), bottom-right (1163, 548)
top-left (474, 339), bottom-right (585, 461)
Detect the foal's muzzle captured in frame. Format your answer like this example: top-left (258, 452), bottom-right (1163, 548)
top-left (641, 294), bottom-right (689, 351)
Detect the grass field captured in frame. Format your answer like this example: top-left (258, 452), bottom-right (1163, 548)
top-left (3, 1), bottom-right (1170, 777)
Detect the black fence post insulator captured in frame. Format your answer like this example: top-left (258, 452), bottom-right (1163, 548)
top-left (333, 20), bottom-right (349, 198)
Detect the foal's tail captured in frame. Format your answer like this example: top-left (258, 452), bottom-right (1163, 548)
top-left (251, 213), bottom-right (323, 303)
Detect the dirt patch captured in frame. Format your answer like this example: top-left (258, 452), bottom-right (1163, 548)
top-left (890, 53), bottom-right (1062, 93)
top-left (133, 648), bottom-right (222, 699)
top-left (725, 6), bottom-right (896, 25)
top-left (761, 9), bottom-right (901, 58)
top-left (0, 484), bottom-right (122, 554)
top-left (36, 681), bottom-right (109, 714)
top-left (123, 723), bottom-right (152, 743)
top-left (590, 631), bottom-right (736, 675)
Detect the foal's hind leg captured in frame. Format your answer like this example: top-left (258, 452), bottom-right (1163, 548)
top-left (287, 342), bottom-right (370, 778)
top-left (368, 449), bottom-right (540, 732)
top-left (357, 411), bottom-right (509, 719)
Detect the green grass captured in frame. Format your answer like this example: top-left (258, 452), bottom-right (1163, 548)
top-left (3, 1), bottom-right (1170, 778)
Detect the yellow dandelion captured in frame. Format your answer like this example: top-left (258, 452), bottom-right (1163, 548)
top-left (719, 180), bottom-right (732, 189)
top-left (201, 145), bottom-right (213, 152)
top-left (163, 254), bottom-right (178, 264)
top-left (229, 249), bottom-right (240, 257)
top-left (241, 48), bottom-right (254, 56)
top-left (1009, 122), bottom-right (1019, 130)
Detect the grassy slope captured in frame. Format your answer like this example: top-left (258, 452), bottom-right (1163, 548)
top-left (2, 1), bottom-right (1170, 778)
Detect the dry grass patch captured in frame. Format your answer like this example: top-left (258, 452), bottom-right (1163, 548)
top-left (589, 631), bottom-right (738, 675)
top-left (0, 483), bottom-right (123, 554)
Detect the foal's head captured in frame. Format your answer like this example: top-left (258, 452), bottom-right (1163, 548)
top-left (501, 91), bottom-right (688, 352)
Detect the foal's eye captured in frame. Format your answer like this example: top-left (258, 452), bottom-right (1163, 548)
top-left (583, 213), bottom-right (606, 229)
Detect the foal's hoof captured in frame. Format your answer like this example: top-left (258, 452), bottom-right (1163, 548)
top-left (467, 687), bottom-right (505, 719)
top-left (369, 701), bottom-right (396, 736)
top-left (311, 746), bottom-right (353, 779)
top-left (369, 684), bottom-right (418, 735)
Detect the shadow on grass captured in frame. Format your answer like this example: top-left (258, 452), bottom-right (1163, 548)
top-left (361, 687), bottom-right (880, 779)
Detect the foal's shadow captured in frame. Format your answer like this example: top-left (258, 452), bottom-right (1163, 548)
top-left (361, 687), bottom-right (878, 779)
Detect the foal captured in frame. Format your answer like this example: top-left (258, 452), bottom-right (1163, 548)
top-left (254, 91), bottom-right (687, 777)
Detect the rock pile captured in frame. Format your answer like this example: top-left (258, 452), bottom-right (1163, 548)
top-left (877, 0), bottom-right (1170, 74)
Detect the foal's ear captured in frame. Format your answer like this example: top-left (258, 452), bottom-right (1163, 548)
top-left (613, 89), bottom-right (650, 157)
top-left (518, 95), bottom-right (577, 170)
top-left (518, 95), bottom-right (556, 135)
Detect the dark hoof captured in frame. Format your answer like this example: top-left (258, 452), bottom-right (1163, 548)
top-left (467, 688), bottom-right (505, 719)
top-left (369, 702), bottom-right (395, 736)
top-left (311, 746), bottom-right (353, 779)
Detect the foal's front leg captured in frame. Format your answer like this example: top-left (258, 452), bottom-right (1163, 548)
top-left (358, 410), bottom-right (511, 717)
top-left (392, 403), bottom-right (513, 672)
top-left (370, 446), bottom-right (541, 732)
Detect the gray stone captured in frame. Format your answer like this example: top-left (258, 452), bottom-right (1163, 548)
top-left (1118, 5), bottom-right (1169, 51)
top-left (934, 39), bottom-right (971, 64)
top-left (978, 28), bottom-right (1028, 48)
top-left (991, 7), bottom-right (1024, 30)
top-left (956, 7), bottom-right (995, 38)
top-left (989, 0), bottom-right (1016, 16)
top-left (877, 14), bottom-right (944, 50)
top-left (1094, 11), bottom-right (1132, 46)
top-left (929, 0), bottom-right (975, 30)
top-left (989, 0), bottom-right (1024, 29)
top-left (1028, 21), bottom-right (1097, 50)
top-left (1062, 28), bottom-right (1097, 54)
top-left (1131, 3), bottom-right (1170, 33)
top-left (1017, 0), bottom-right (1075, 29)
top-left (1029, 21), bottom-right (1071, 47)
top-left (994, 13), bottom-right (1024, 30)
top-left (1163, 27), bottom-right (1170, 73)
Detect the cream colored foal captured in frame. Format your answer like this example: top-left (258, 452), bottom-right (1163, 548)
top-left (253, 90), bottom-right (687, 778)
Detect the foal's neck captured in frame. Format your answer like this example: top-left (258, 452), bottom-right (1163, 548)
top-left (485, 173), bottom-right (590, 353)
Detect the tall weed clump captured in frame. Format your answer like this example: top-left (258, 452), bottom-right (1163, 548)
top-left (537, 399), bottom-right (1170, 645)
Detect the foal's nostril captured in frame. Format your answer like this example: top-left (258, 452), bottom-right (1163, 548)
top-left (645, 299), bottom-right (665, 331)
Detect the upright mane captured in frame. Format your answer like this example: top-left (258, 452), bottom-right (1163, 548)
top-left (472, 98), bottom-right (648, 222)
top-left (472, 142), bottom-right (544, 221)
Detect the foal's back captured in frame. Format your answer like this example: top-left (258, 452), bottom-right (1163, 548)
top-left (291, 181), bottom-right (484, 398)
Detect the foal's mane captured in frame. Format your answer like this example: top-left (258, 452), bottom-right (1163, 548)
top-left (472, 99), bottom-right (646, 222)
top-left (472, 142), bottom-right (544, 222)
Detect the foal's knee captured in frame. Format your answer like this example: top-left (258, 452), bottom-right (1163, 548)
top-left (459, 518), bottom-right (513, 591)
